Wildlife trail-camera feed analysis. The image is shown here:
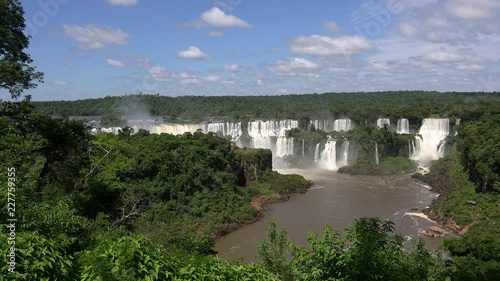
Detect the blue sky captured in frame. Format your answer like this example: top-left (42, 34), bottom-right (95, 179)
top-left (4, 0), bottom-right (500, 101)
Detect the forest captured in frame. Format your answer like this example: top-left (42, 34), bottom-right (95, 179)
top-left (1, 0), bottom-right (500, 280)
top-left (2, 100), bottom-right (499, 280)
top-left (33, 91), bottom-right (499, 127)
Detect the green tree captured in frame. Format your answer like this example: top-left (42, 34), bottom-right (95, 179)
top-left (0, 0), bottom-right (43, 99)
top-left (292, 225), bottom-right (346, 281)
top-left (256, 221), bottom-right (294, 281)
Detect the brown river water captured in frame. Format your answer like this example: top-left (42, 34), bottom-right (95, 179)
top-left (215, 168), bottom-right (447, 263)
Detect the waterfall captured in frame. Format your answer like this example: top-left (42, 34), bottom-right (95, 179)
top-left (375, 142), bottom-right (379, 166)
top-left (276, 136), bottom-right (294, 157)
top-left (100, 127), bottom-right (122, 134)
top-left (302, 140), bottom-right (305, 158)
top-left (206, 122), bottom-right (242, 141)
top-left (319, 140), bottom-right (337, 170)
top-left (456, 118), bottom-right (461, 126)
top-left (106, 119), bottom-right (300, 157)
top-left (310, 120), bottom-right (335, 132)
top-left (437, 140), bottom-right (446, 158)
top-left (412, 118), bottom-right (449, 166)
top-left (314, 143), bottom-right (320, 163)
top-left (311, 119), bottom-right (352, 132)
top-left (377, 118), bottom-right (391, 129)
top-left (338, 141), bottom-right (349, 167)
top-left (397, 118), bottom-right (410, 134)
top-left (333, 119), bottom-right (353, 132)
top-left (248, 120), bottom-right (298, 157)
top-left (408, 139), bottom-right (412, 158)
top-left (150, 123), bottom-right (204, 135)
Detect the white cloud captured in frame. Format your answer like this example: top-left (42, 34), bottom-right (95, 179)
top-left (273, 58), bottom-right (318, 72)
top-left (148, 66), bottom-right (169, 81)
top-left (422, 51), bottom-right (464, 63)
top-left (63, 24), bottom-right (129, 50)
top-left (177, 46), bottom-right (209, 60)
top-left (224, 64), bottom-right (238, 71)
top-left (182, 78), bottom-right (201, 85)
top-left (290, 35), bottom-right (374, 56)
top-left (51, 80), bottom-right (67, 85)
top-left (106, 58), bottom-right (126, 68)
top-left (325, 67), bottom-right (352, 74)
top-left (446, 0), bottom-right (500, 20)
top-left (172, 72), bottom-right (191, 79)
top-left (208, 31), bottom-right (223, 37)
top-left (107, 0), bottom-right (138, 7)
top-left (324, 21), bottom-right (341, 33)
top-left (425, 32), bottom-right (440, 42)
top-left (201, 7), bottom-right (252, 28)
top-left (398, 23), bottom-right (418, 37)
top-left (365, 61), bottom-right (390, 71)
top-left (203, 76), bottom-right (222, 83)
top-left (456, 64), bottom-right (484, 71)
top-left (425, 15), bottom-right (450, 28)
top-left (257, 79), bottom-right (263, 85)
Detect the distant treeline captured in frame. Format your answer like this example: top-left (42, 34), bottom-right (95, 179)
top-left (32, 91), bottom-right (500, 126)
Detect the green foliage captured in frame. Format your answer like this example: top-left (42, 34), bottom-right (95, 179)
top-left (379, 156), bottom-right (417, 175)
top-left (78, 234), bottom-right (176, 281)
top-left (344, 218), bottom-right (405, 280)
top-left (0, 0), bottom-right (44, 99)
top-left (100, 112), bottom-right (126, 127)
top-left (262, 171), bottom-right (310, 194)
top-left (292, 225), bottom-right (346, 281)
top-left (258, 218), bottom-right (447, 281)
top-left (419, 149), bottom-right (500, 281)
top-left (233, 147), bottom-right (273, 184)
top-left (32, 92), bottom-right (500, 125)
top-left (0, 232), bottom-right (74, 280)
top-left (256, 221), bottom-right (294, 281)
top-left (457, 114), bottom-right (500, 193)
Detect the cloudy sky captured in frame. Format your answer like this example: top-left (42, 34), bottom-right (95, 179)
top-left (7, 0), bottom-right (500, 100)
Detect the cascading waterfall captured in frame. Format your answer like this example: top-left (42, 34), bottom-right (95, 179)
top-left (206, 122), bottom-right (242, 141)
top-left (302, 140), bottom-right (305, 158)
top-left (100, 127), bottom-right (122, 134)
top-left (248, 120), bottom-right (298, 157)
top-left (377, 118), bottom-right (391, 129)
top-left (155, 123), bottom-right (205, 135)
top-left (437, 140), bottom-right (446, 158)
top-left (338, 141), bottom-right (349, 167)
top-left (314, 143), bottom-right (320, 163)
top-left (311, 120), bottom-right (336, 132)
top-left (105, 120), bottom-right (298, 158)
top-left (412, 118), bottom-right (449, 166)
top-left (318, 140), bottom-right (337, 170)
top-left (396, 118), bottom-right (410, 134)
top-left (333, 119), bottom-right (353, 132)
top-left (375, 142), bottom-right (380, 166)
top-left (311, 119), bottom-right (353, 132)
top-left (408, 139), bottom-right (412, 158)
top-left (275, 136), bottom-right (294, 158)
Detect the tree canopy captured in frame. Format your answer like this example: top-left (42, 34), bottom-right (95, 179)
top-left (0, 0), bottom-right (43, 100)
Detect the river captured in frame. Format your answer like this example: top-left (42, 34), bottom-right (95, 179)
top-left (215, 168), bottom-right (446, 262)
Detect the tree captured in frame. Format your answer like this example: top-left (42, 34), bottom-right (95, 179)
top-left (256, 221), bottom-right (294, 281)
top-left (0, 0), bottom-right (43, 100)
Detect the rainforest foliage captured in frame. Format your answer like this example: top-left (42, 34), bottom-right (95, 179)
top-left (2, 101), bottom-right (498, 280)
top-left (32, 92), bottom-right (499, 126)
top-left (257, 218), bottom-right (449, 281)
top-left (0, 102), bottom-right (310, 280)
top-left (415, 114), bottom-right (500, 281)
top-left (1, 1), bottom-right (499, 278)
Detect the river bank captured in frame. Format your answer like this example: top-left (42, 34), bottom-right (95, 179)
top-left (215, 169), bottom-right (445, 262)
